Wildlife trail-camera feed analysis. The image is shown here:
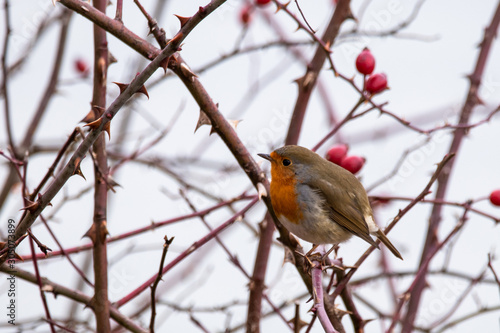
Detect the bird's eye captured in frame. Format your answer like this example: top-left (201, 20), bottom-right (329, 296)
top-left (282, 159), bottom-right (291, 166)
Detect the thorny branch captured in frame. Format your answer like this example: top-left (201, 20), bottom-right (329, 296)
top-left (1, 0), bottom-right (499, 332)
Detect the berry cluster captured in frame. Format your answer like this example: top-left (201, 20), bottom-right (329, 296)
top-left (355, 48), bottom-right (388, 95)
top-left (325, 144), bottom-right (365, 174)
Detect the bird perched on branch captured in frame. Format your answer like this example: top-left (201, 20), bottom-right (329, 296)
top-left (258, 145), bottom-right (402, 260)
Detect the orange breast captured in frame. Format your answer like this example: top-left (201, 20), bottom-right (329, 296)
top-left (270, 178), bottom-right (302, 224)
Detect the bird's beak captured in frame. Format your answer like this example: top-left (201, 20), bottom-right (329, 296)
top-left (257, 153), bottom-right (273, 162)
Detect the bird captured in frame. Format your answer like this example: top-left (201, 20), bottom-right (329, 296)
top-left (258, 145), bottom-right (402, 260)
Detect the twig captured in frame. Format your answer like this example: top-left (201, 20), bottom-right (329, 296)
top-left (190, 315), bottom-right (211, 333)
top-left (133, 0), bottom-right (167, 48)
top-left (28, 233), bottom-right (56, 333)
top-left (149, 236), bottom-right (174, 333)
top-left (294, 0), bottom-right (316, 34)
top-left (114, 0), bottom-right (123, 21)
top-left (40, 215), bottom-right (93, 286)
top-left (293, 302), bottom-right (301, 333)
top-left (311, 260), bottom-right (337, 333)
top-left (282, 0), bottom-right (353, 144)
top-left (434, 305), bottom-right (500, 333)
top-left (1, 0), bottom-right (15, 155)
top-left (487, 253), bottom-right (500, 296)
top-left (343, 0), bottom-right (429, 39)
top-left (312, 96), bottom-right (365, 152)
top-left (26, 230), bottom-right (51, 255)
top-left (336, 268), bottom-right (365, 332)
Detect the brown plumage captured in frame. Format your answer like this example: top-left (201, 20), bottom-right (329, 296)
top-left (259, 145), bottom-right (402, 260)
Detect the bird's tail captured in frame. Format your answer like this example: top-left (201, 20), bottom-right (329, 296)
top-left (375, 229), bottom-right (403, 260)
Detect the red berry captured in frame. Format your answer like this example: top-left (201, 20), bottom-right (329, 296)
top-left (239, 5), bottom-right (253, 24)
top-left (366, 73), bottom-right (387, 94)
top-left (356, 48), bottom-right (375, 75)
top-left (490, 190), bottom-right (500, 206)
top-left (255, 0), bottom-right (271, 6)
top-left (325, 144), bottom-right (348, 165)
top-left (340, 155), bottom-right (365, 174)
top-left (74, 58), bottom-right (89, 75)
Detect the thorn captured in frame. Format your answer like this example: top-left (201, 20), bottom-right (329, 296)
top-left (293, 76), bottom-right (305, 88)
top-left (275, 1), bottom-right (290, 13)
top-left (131, 72), bottom-right (150, 99)
top-left (137, 84), bottom-right (149, 99)
top-left (104, 122), bottom-right (111, 139)
top-left (228, 119), bottom-right (242, 130)
top-left (84, 115), bottom-right (110, 139)
top-left (84, 117), bottom-right (103, 130)
top-left (257, 182), bottom-right (267, 199)
top-left (37, 193), bottom-right (52, 207)
top-left (81, 109), bottom-right (96, 124)
top-left (476, 95), bottom-right (485, 105)
top-left (194, 110), bottom-right (212, 133)
top-left (73, 165), bottom-right (86, 180)
top-left (174, 14), bottom-right (191, 28)
top-left (180, 62), bottom-right (198, 81)
top-left (209, 125), bottom-right (217, 135)
top-left (81, 105), bottom-right (104, 124)
top-left (20, 198), bottom-right (39, 213)
top-left (346, 9), bottom-right (356, 22)
top-left (82, 224), bottom-right (97, 243)
top-left (160, 56), bottom-right (170, 73)
top-left (113, 81), bottom-right (129, 94)
top-left (72, 156), bottom-right (86, 180)
top-left (168, 32), bottom-right (184, 47)
top-left (334, 305), bottom-right (353, 319)
top-left (108, 51), bottom-right (118, 65)
top-left (106, 175), bottom-right (121, 193)
top-left (39, 244), bottom-right (52, 256)
top-left (323, 41), bottom-right (332, 53)
top-left (14, 252), bottom-right (24, 262)
top-left (52, 0), bottom-right (58, 6)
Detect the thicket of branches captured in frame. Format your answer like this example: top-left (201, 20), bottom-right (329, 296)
top-left (1, 0), bottom-right (500, 332)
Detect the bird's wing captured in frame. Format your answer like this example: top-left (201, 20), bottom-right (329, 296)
top-left (307, 179), bottom-right (378, 248)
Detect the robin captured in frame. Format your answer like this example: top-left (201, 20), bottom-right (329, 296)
top-left (258, 145), bottom-right (402, 260)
